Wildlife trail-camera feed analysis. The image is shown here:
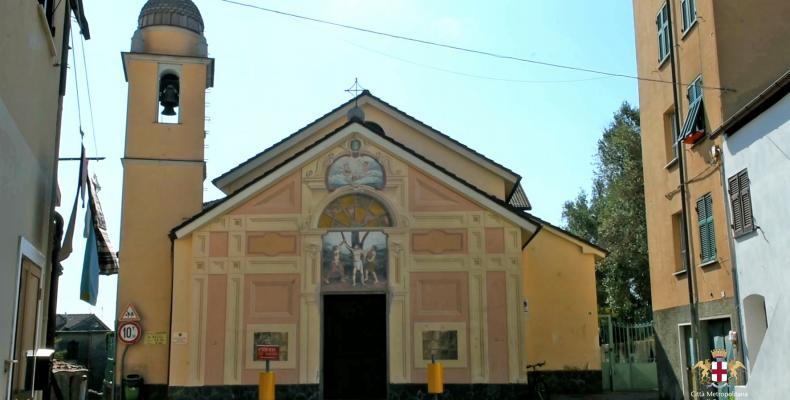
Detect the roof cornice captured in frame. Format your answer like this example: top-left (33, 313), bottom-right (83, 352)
top-left (211, 91), bottom-right (520, 193)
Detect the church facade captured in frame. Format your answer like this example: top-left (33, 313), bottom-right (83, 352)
top-left (116, 1), bottom-right (604, 399)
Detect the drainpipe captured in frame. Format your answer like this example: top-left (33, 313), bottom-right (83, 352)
top-left (45, 0), bottom-right (72, 350)
top-left (717, 152), bottom-right (748, 377)
top-left (43, 3), bottom-right (73, 400)
top-left (665, 0), bottom-right (702, 397)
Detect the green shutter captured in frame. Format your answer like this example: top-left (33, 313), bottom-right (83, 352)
top-left (697, 194), bottom-right (716, 263)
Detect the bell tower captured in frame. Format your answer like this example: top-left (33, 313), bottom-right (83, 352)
top-left (117, 0), bottom-right (213, 387)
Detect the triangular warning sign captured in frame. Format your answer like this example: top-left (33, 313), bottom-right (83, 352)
top-left (119, 304), bottom-right (141, 322)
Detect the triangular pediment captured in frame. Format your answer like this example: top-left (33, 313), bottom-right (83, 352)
top-left (229, 173), bottom-right (300, 215)
top-left (409, 169), bottom-right (479, 212)
top-left (174, 122), bottom-right (538, 239)
top-left (212, 92), bottom-right (522, 202)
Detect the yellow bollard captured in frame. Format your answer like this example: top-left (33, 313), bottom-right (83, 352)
top-left (427, 361), bottom-right (444, 394)
top-left (259, 371), bottom-right (275, 400)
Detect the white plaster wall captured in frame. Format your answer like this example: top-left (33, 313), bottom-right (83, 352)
top-left (722, 92), bottom-right (790, 398)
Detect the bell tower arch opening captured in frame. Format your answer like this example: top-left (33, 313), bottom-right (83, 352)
top-left (157, 69), bottom-right (181, 123)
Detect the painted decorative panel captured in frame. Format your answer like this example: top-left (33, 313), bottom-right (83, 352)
top-left (318, 194), bottom-right (392, 228)
top-left (247, 232), bottom-right (298, 256)
top-left (411, 272), bottom-right (468, 321)
top-left (245, 324), bottom-right (296, 370)
top-left (326, 153), bottom-right (385, 191)
top-left (486, 271), bottom-right (509, 383)
top-left (209, 232), bottom-right (228, 257)
top-left (409, 168), bottom-right (479, 212)
top-left (411, 230), bottom-right (467, 254)
top-left (322, 231), bottom-right (388, 290)
top-left (204, 275), bottom-right (227, 385)
top-left (485, 228), bottom-right (505, 254)
top-left (231, 174), bottom-right (300, 215)
top-left (414, 322), bottom-right (468, 368)
top-left (244, 275), bottom-right (299, 322)
top-left (422, 330), bottom-right (458, 360)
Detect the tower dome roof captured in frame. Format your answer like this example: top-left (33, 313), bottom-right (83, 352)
top-left (138, 0), bottom-right (204, 34)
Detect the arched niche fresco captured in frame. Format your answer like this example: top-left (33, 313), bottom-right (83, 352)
top-left (319, 193), bottom-right (392, 291)
top-left (318, 193), bottom-right (392, 228)
top-left (326, 139), bottom-right (385, 191)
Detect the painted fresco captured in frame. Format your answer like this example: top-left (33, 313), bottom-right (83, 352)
top-left (326, 154), bottom-right (385, 190)
top-left (422, 330), bottom-right (459, 361)
top-left (322, 231), bottom-right (387, 290)
top-left (318, 194), bottom-right (392, 228)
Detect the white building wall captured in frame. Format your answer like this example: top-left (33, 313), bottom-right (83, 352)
top-left (722, 92), bottom-right (790, 398)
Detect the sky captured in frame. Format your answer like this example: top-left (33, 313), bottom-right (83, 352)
top-left (55, 0), bottom-right (639, 326)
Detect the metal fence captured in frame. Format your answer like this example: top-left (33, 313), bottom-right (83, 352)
top-left (600, 316), bottom-right (658, 392)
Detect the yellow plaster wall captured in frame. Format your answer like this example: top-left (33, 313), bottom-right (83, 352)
top-left (169, 238), bottom-right (193, 385)
top-left (633, 0), bottom-right (735, 312)
top-left (117, 162), bottom-right (204, 384)
top-left (522, 228), bottom-right (601, 371)
top-left (136, 26), bottom-right (207, 57)
top-left (363, 106), bottom-right (507, 199)
top-left (117, 29), bottom-right (210, 384)
top-left (124, 60), bottom-right (207, 161)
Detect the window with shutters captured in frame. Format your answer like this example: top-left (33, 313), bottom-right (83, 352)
top-left (696, 193), bottom-right (716, 264)
top-left (728, 169), bottom-right (754, 237)
top-left (687, 76), bottom-right (703, 104)
top-left (656, 4), bottom-right (671, 63)
top-left (672, 212), bottom-right (687, 272)
top-left (664, 109), bottom-right (680, 165)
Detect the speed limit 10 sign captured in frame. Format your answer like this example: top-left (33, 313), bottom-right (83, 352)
top-left (118, 321), bottom-right (142, 345)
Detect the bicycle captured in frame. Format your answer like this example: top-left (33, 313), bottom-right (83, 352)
top-left (526, 361), bottom-right (550, 400)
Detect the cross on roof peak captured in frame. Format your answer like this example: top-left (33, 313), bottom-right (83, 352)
top-left (345, 78), bottom-right (366, 105)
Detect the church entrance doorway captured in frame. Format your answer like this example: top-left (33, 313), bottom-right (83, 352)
top-left (323, 294), bottom-right (387, 400)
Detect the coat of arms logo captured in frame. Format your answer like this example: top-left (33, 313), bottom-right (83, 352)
top-left (692, 348), bottom-right (745, 389)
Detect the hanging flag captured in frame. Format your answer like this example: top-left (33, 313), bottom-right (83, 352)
top-left (79, 172), bottom-right (119, 304)
top-left (87, 173), bottom-right (119, 275)
top-left (80, 202), bottom-right (99, 305)
top-left (59, 145), bottom-right (89, 262)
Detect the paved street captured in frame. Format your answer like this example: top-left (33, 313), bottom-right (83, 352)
top-left (555, 391), bottom-right (659, 400)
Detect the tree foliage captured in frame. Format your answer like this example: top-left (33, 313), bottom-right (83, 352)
top-left (562, 102), bottom-right (650, 321)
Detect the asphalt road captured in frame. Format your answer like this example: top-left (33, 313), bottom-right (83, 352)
top-left (554, 391), bottom-right (659, 400)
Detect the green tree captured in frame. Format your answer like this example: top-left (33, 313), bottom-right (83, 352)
top-left (562, 102), bottom-right (650, 321)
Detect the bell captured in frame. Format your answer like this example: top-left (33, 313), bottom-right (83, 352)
top-left (159, 84), bottom-right (179, 116)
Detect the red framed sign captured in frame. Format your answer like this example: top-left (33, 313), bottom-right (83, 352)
top-left (118, 321), bottom-right (142, 345)
top-left (255, 345), bottom-right (280, 361)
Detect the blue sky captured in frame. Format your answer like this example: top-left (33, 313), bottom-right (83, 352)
top-left (56, 0), bottom-right (639, 325)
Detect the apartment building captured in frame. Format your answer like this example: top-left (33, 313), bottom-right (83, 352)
top-left (632, 0), bottom-right (790, 398)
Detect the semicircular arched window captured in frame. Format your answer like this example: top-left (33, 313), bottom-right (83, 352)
top-left (318, 194), bottom-right (392, 228)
